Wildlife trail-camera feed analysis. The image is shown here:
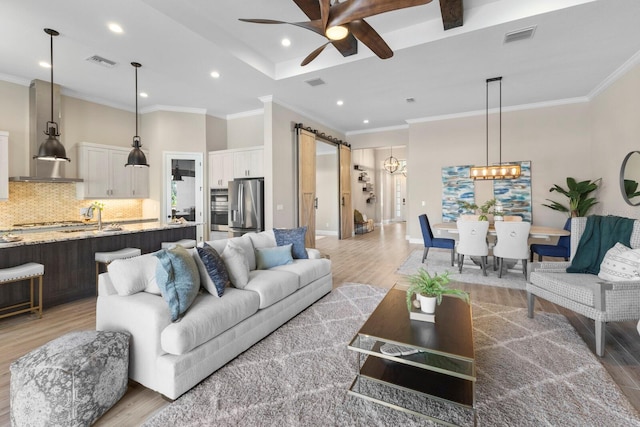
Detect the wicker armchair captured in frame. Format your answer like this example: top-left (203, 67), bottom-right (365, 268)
top-left (527, 217), bottom-right (640, 357)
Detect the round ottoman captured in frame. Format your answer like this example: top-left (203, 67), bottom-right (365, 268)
top-left (10, 330), bottom-right (130, 426)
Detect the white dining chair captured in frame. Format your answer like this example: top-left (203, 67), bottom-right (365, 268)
top-left (456, 220), bottom-right (489, 276)
top-left (493, 221), bottom-right (531, 278)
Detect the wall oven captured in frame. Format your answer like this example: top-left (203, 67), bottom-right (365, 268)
top-left (211, 188), bottom-right (229, 231)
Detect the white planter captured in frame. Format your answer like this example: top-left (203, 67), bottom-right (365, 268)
top-left (418, 294), bottom-right (437, 314)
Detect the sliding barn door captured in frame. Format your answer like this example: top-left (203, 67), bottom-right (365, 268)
top-left (298, 129), bottom-right (316, 248)
top-left (339, 144), bottom-right (353, 239)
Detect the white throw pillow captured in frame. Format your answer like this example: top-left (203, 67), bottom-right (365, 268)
top-left (598, 242), bottom-right (640, 282)
top-left (107, 254), bottom-right (160, 296)
top-left (222, 240), bottom-right (250, 289)
top-left (248, 230), bottom-right (276, 249)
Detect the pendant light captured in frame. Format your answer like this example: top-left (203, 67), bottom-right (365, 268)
top-left (125, 62), bottom-right (149, 167)
top-left (172, 160), bottom-right (183, 181)
top-left (470, 77), bottom-right (521, 180)
top-left (383, 146), bottom-right (399, 174)
top-left (34, 28), bottom-right (70, 162)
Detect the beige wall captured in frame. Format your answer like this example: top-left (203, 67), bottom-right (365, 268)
top-left (206, 114), bottom-right (227, 152)
top-left (315, 150), bottom-right (339, 235)
top-left (227, 113), bottom-right (264, 149)
top-left (351, 148), bottom-right (377, 222)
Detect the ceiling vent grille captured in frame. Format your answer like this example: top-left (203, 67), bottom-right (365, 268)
top-left (405, 97), bottom-right (416, 103)
top-left (305, 77), bottom-right (325, 87)
top-left (85, 55), bottom-right (117, 68)
top-left (504, 26), bottom-right (536, 44)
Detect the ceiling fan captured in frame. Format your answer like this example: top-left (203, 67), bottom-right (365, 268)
top-left (240, 0), bottom-right (433, 66)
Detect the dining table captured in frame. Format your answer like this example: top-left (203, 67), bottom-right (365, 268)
top-left (432, 222), bottom-right (570, 240)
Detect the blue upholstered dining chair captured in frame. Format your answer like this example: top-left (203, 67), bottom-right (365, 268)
top-left (529, 217), bottom-right (571, 262)
top-left (419, 214), bottom-right (455, 266)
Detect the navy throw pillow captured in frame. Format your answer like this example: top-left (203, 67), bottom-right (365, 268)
top-left (273, 227), bottom-right (308, 259)
top-left (196, 243), bottom-right (230, 297)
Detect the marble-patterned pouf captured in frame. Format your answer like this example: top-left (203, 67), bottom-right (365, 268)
top-left (10, 330), bottom-right (130, 427)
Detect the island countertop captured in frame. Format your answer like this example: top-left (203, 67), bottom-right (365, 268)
top-left (0, 221), bottom-right (199, 248)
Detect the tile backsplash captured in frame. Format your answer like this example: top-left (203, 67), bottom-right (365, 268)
top-left (0, 182), bottom-right (144, 228)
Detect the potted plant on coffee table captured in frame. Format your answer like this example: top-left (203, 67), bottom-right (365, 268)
top-left (405, 269), bottom-right (470, 314)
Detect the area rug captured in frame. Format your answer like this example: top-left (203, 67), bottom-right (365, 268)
top-left (397, 249), bottom-right (528, 290)
top-left (143, 284), bottom-right (640, 427)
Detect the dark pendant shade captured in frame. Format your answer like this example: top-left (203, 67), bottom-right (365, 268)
top-left (125, 136), bottom-right (149, 167)
top-left (125, 62), bottom-right (149, 167)
top-left (35, 123), bottom-right (70, 162)
top-left (35, 28), bottom-right (70, 162)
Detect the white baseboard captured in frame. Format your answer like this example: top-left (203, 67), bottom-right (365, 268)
top-left (315, 230), bottom-right (338, 236)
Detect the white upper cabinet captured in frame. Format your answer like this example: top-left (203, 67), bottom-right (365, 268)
top-left (76, 142), bottom-right (149, 199)
top-left (208, 152), bottom-right (234, 189)
top-left (233, 148), bottom-right (264, 178)
top-left (0, 131), bottom-right (8, 200)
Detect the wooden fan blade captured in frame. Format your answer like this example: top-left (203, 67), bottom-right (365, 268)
top-left (329, 0), bottom-right (432, 28)
top-left (320, 0), bottom-right (331, 30)
top-left (301, 43), bottom-right (329, 66)
top-left (239, 18), bottom-right (290, 24)
top-left (347, 19), bottom-right (393, 59)
top-left (439, 0), bottom-right (463, 30)
top-left (292, 0), bottom-right (321, 20)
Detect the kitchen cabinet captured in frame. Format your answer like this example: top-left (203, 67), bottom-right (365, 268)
top-left (233, 148), bottom-right (263, 178)
top-left (208, 152), bottom-right (234, 189)
top-left (77, 142), bottom-right (149, 199)
top-left (0, 131), bottom-right (8, 200)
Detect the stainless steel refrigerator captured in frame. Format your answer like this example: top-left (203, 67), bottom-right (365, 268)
top-left (228, 178), bottom-right (264, 236)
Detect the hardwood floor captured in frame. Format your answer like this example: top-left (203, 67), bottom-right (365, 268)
top-left (2, 222), bottom-right (639, 425)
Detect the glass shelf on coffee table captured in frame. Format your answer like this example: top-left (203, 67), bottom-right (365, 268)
top-left (347, 286), bottom-right (476, 426)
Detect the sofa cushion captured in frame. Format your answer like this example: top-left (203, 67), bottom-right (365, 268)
top-left (274, 227), bottom-right (308, 259)
top-left (598, 242), bottom-right (640, 282)
top-left (154, 246), bottom-right (201, 322)
top-left (196, 243), bottom-right (230, 296)
top-left (107, 253), bottom-right (159, 296)
top-left (160, 288), bottom-right (260, 355)
top-left (244, 269), bottom-right (299, 309)
top-left (222, 240), bottom-right (250, 289)
top-left (255, 244), bottom-right (293, 270)
top-left (270, 258), bottom-right (331, 288)
top-left (248, 230), bottom-right (276, 249)
top-left (529, 271), bottom-right (599, 307)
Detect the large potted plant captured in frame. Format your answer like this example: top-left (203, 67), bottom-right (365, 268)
top-left (405, 269), bottom-right (470, 314)
top-left (542, 177), bottom-right (601, 217)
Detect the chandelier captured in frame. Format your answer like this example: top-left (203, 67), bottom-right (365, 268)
top-left (383, 146), bottom-right (399, 174)
top-left (470, 77), bottom-right (521, 180)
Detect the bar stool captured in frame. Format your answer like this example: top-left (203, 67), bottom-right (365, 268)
top-left (0, 262), bottom-right (44, 319)
top-left (161, 239), bottom-right (197, 249)
top-left (95, 248), bottom-right (141, 290)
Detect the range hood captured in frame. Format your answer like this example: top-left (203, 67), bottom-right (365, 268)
top-left (10, 79), bottom-right (82, 183)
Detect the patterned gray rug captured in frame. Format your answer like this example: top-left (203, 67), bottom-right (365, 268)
top-left (397, 249), bottom-right (527, 290)
top-left (143, 284), bottom-right (640, 427)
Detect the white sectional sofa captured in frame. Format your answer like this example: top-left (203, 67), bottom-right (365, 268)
top-left (96, 230), bottom-right (332, 399)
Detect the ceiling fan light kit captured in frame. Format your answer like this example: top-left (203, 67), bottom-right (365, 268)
top-left (470, 76), bottom-right (521, 181)
top-left (240, 0), bottom-right (433, 66)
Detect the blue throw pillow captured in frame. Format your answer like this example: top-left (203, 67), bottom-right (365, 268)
top-left (196, 243), bottom-right (230, 297)
top-left (273, 227), bottom-right (308, 259)
top-left (255, 244), bottom-right (294, 270)
top-left (154, 245), bottom-right (200, 322)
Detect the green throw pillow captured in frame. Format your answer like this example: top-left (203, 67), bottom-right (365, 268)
top-left (154, 245), bottom-right (200, 322)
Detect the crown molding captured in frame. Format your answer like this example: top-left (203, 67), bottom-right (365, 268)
top-left (140, 105), bottom-right (207, 115)
top-left (0, 73), bottom-right (31, 86)
top-left (226, 108), bottom-right (264, 120)
top-left (346, 124), bottom-right (409, 136)
top-left (588, 48), bottom-right (640, 100)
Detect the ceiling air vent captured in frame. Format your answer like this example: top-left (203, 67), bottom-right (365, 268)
top-left (85, 55), bottom-right (117, 68)
top-left (405, 97), bottom-right (416, 103)
top-left (305, 77), bottom-right (325, 87)
top-left (504, 26), bottom-right (536, 44)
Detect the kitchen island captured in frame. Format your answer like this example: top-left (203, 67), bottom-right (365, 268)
top-left (0, 221), bottom-right (197, 311)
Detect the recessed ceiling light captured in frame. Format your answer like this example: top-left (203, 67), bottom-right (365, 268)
top-left (108, 23), bottom-right (123, 34)
top-left (210, 71), bottom-right (221, 79)
top-left (281, 38), bottom-right (291, 47)
top-left (363, 119), bottom-right (369, 124)
top-left (336, 100), bottom-right (344, 106)
top-left (39, 61), bottom-right (51, 68)
top-left (139, 92), bottom-right (148, 98)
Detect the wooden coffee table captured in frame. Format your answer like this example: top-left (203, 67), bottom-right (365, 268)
top-left (347, 286), bottom-right (476, 426)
